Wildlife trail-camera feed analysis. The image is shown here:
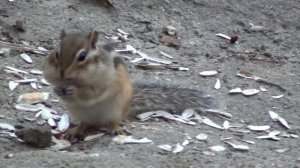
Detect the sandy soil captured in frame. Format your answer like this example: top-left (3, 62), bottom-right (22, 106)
top-left (0, 0), bottom-right (299, 167)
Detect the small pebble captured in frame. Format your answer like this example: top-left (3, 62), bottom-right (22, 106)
top-left (4, 154), bottom-right (14, 159)
top-left (15, 20), bottom-right (26, 32)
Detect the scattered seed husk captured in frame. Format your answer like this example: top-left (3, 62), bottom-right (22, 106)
top-left (30, 82), bottom-right (38, 89)
top-left (277, 117), bottom-right (291, 129)
top-left (0, 131), bottom-right (16, 139)
top-left (117, 28), bottom-right (129, 35)
top-left (165, 25), bottom-right (177, 35)
top-left (8, 81), bottom-right (19, 90)
top-left (199, 70), bottom-right (218, 77)
top-left (57, 114), bottom-right (70, 132)
top-left (160, 51), bottom-right (173, 59)
top-left (173, 118), bottom-right (196, 126)
top-left (242, 140), bottom-right (255, 145)
top-left (202, 117), bottom-right (224, 130)
top-left (229, 87), bottom-right (243, 94)
top-left (13, 78), bottom-right (37, 83)
top-left (247, 125), bottom-right (270, 131)
top-left (50, 99), bottom-right (59, 103)
top-left (191, 112), bottom-right (203, 122)
top-left (269, 130), bottom-right (281, 137)
top-left (158, 143), bottom-right (184, 154)
top-left (136, 62), bottom-right (164, 70)
top-left (215, 33), bottom-right (231, 40)
top-left (30, 69), bottom-right (43, 75)
top-left (249, 23), bottom-right (265, 32)
top-left (47, 118), bottom-right (56, 127)
top-left (255, 130), bottom-right (281, 141)
top-left (20, 53), bottom-right (33, 63)
top-left (4, 69), bottom-right (24, 79)
top-left (158, 144), bottom-right (172, 152)
top-left (0, 123), bottom-right (15, 131)
top-left (214, 78), bottom-right (221, 90)
top-left (167, 65), bottom-right (189, 71)
top-left (203, 151), bottom-right (216, 156)
top-left (112, 135), bottom-right (152, 144)
top-left (5, 66), bottom-right (28, 74)
top-left (130, 57), bottom-right (144, 63)
top-left (136, 111), bottom-right (155, 121)
top-left (116, 33), bottom-right (128, 41)
top-left (153, 110), bottom-right (176, 120)
top-left (268, 111), bottom-right (291, 129)
top-left (23, 116), bottom-right (37, 122)
top-left (51, 115), bottom-right (61, 120)
top-left (17, 92), bottom-right (49, 104)
top-left (275, 148), bottom-right (289, 153)
top-left (269, 111), bottom-right (279, 120)
top-left (137, 51), bottom-right (172, 65)
top-left (223, 121), bottom-right (230, 130)
top-left (49, 136), bottom-right (71, 151)
top-left (181, 109), bottom-right (195, 119)
top-left (37, 47), bottom-right (48, 52)
top-left (84, 133), bottom-right (105, 141)
top-left (205, 109), bottom-right (232, 119)
top-left (229, 128), bottom-right (251, 134)
top-left (271, 95), bottom-right (284, 99)
top-left (209, 145), bottom-right (226, 152)
top-left (196, 133), bottom-right (208, 141)
top-left (40, 108), bottom-right (52, 120)
top-left (15, 103), bottom-right (41, 112)
top-left (220, 137), bottom-right (233, 141)
top-left (259, 86), bottom-right (268, 92)
top-left (289, 134), bottom-right (299, 138)
top-left (182, 139), bottom-right (189, 146)
top-left (115, 45), bottom-right (137, 53)
top-left (172, 143), bottom-right (184, 153)
top-left (40, 78), bottom-right (51, 85)
top-left (89, 153), bottom-right (100, 157)
top-left (242, 89), bottom-right (260, 96)
top-left (225, 141), bottom-right (249, 151)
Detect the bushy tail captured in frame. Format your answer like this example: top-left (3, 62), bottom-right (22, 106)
top-left (129, 83), bottom-right (218, 116)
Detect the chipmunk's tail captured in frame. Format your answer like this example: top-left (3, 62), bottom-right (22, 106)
top-left (129, 83), bottom-right (218, 117)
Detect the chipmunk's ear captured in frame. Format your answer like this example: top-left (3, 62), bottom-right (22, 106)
top-left (60, 29), bottom-right (66, 40)
top-left (88, 30), bottom-right (99, 49)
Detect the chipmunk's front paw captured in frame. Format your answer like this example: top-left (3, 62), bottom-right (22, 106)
top-left (64, 123), bottom-right (88, 142)
top-left (107, 122), bottom-right (130, 135)
top-left (54, 86), bottom-right (75, 97)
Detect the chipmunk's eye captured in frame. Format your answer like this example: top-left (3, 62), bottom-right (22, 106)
top-left (77, 51), bottom-right (87, 62)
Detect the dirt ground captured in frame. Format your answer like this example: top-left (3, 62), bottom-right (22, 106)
top-left (0, 0), bottom-right (300, 167)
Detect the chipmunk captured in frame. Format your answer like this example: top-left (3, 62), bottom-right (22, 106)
top-left (42, 30), bottom-right (217, 139)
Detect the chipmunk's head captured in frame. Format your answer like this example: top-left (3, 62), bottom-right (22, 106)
top-left (43, 29), bottom-right (116, 87)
